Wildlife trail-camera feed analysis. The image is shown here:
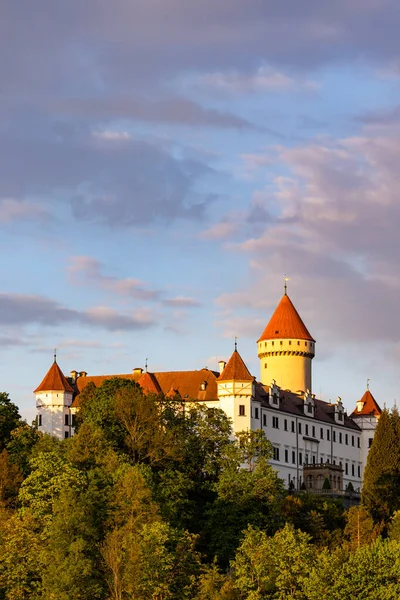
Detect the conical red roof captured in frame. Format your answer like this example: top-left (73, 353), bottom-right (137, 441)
top-left (218, 349), bottom-right (254, 381)
top-left (351, 389), bottom-right (382, 417)
top-left (138, 371), bottom-right (162, 395)
top-left (258, 294), bottom-right (314, 342)
top-left (34, 361), bottom-right (74, 393)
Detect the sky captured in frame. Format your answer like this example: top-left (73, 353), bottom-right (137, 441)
top-left (2, 0), bottom-right (400, 420)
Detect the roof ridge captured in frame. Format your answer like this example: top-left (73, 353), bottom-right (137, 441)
top-left (258, 294), bottom-right (314, 342)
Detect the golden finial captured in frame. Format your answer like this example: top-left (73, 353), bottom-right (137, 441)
top-left (284, 274), bottom-right (289, 295)
top-left (367, 378), bottom-right (370, 391)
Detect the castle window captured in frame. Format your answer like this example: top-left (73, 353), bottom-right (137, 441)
top-left (298, 422), bottom-right (302, 434)
top-left (339, 432), bottom-right (342, 443)
top-left (298, 452), bottom-right (303, 465)
top-left (292, 451), bottom-right (296, 464)
top-left (320, 428), bottom-right (324, 440)
top-left (272, 416), bottom-right (279, 429)
top-left (357, 438), bottom-right (360, 448)
top-left (345, 463), bottom-right (348, 474)
top-left (264, 363), bottom-right (267, 368)
top-left (289, 341), bottom-right (291, 345)
top-left (72, 414), bottom-right (76, 427)
top-left (368, 438), bottom-right (373, 448)
top-left (38, 414), bottom-right (42, 427)
top-left (307, 403), bottom-right (313, 413)
top-left (273, 394), bottom-right (278, 405)
top-left (272, 341), bottom-right (274, 346)
top-left (264, 342), bottom-right (267, 347)
top-left (280, 341), bottom-right (283, 346)
top-left (327, 429), bottom-right (330, 441)
top-left (239, 405), bottom-right (245, 416)
top-left (305, 424), bottom-right (309, 435)
top-left (273, 447), bottom-right (280, 461)
top-left (312, 425), bottom-right (315, 437)
top-left (285, 449), bottom-right (289, 462)
top-left (305, 342), bottom-right (308, 347)
top-left (284, 419), bottom-right (288, 431)
top-left (64, 432), bottom-right (69, 439)
top-left (345, 434), bottom-right (348, 445)
top-left (312, 455), bottom-right (316, 464)
top-left (305, 454), bottom-right (309, 464)
top-left (351, 464), bottom-right (355, 477)
top-left (351, 435), bottom-right (354, 447)
top-left (65, 414), bottom-right (69, 426)
top-left (291, 421), bottom-right (295, 433)
top-left (333, 430), bottom-right (336, 442)
top-left (263, 414), bottom-right (267, 426)
top-left (254, 407), bottom-right (259, 419)
top-left (358, 465), bottom-right (361, 478)
top-left (297, 341), bottom-right (300, 346)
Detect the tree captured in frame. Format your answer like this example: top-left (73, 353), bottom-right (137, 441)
top-left (232, 524), bottom-right (314, 599)
top-left (362, 408), bottom-right (400, 522)
top-left (6, 423), bottom-right (41, 478)
top-left (0, 449), bottom-right (23, 506)
top-left (0, 392), bottom-right (20, 450)
top-left (344, 506), bottom-right (377, 551)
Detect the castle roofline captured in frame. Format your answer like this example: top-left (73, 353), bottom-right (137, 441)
top-left (34, 360), bottom-right (74, 394)
top-left (350, 389), bottom-right (382, 418)
top-left (258, 293), bottom-right (315, 343)
top-left (218, 349), bottom-right (254, 381)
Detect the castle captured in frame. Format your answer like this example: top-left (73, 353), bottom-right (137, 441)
top-left (34, 289), bottom-right (381, 492)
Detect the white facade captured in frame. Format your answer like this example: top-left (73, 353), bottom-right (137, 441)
top-left (36, 390), bottom-right (74, 439)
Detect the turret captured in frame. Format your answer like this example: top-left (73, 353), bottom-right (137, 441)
top-left (217, 345), bottom-right (256, 432)
top-left (34, 355), bottom-right (74, 439)
top-left (350, 386), bottom-right (382, 478)
top-left (257, 290), bottom-right (315, 393)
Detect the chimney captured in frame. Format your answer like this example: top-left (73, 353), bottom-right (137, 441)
top-left (218, 360), bottom-right (226, 374)
top-left (133, 367), bottom-right (143, 376)
top-left (79, 371), bottom-right (87, 378)
top-left (70, 370), bottom-right (78, 383)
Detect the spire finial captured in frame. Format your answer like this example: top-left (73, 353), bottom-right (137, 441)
top-left (284, 274), bottom-right (289, 295)
top-left (54, 348), bottom-right (57, 363)
top-left (234, 336), bottom-right (238, 351)
top-left (367, 378), bottom-right (370, 391)
top-left (145, 358), bottom-right (148, 372)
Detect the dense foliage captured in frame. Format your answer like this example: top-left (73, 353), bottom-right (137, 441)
top-left (0, 382), bottom-right (399, 599)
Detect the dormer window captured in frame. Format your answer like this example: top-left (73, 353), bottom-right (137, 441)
top-left (200, 381), bottom-right (207, 391)
top-left (273, 393), bottom-right (278, 405)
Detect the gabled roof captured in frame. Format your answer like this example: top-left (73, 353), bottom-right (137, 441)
top-left (258, 293), bottom-right (314, 342)
top-left (72, 368), bottom-right (219, 407)
top-left (218, 349), bottom-right (254, 381)
top-left (350, 389), bottom-right (382, 418)
top-left (34, 361), bottom-right (74, 394)
top-left (138, 371), bottom-right (162, 395)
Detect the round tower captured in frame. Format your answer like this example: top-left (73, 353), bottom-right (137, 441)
top-left (257, 291), bottom-right (315, 393)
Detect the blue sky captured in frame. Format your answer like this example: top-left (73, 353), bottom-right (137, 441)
top-left (2, 0), bottom-right (400, 419)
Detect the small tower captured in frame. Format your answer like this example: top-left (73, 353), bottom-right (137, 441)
top-left (257, 290), bottom-right (315, 393)
top-left (217, 345), bottom-right (256, 433)
top-left (34, 355), bottom-right (74, 439)
top-left (350, 385), bottom-right (382, 478)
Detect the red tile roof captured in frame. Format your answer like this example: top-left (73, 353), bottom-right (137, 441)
top-left (218, 349), bottom-right (254, 381)
top-left (72, 368), bottom-right (219, 407)
top-left (258, 294), bottom-right (314, 342)
top-left (138, 371), bottom-right (162, 394)
top-left (350, 390), bottom-right (382, 417)
top-left (34, 361), bottom-right (74, 394)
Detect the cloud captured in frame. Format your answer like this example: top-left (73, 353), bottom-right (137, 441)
top-left (63, 96), bottom-right (255, 130)
top-left (68, 256), bottom-right (162, 301)
top-left (195, 66), bottom-right (318, 93)
top-left (0, 293), bottom-right (155, 331)
top-left (215, 125), bottom-right (400, 345)
top-left (163, 296), bottom-right (201, 308)
top-left (0, 198), bottom-right (48, 223)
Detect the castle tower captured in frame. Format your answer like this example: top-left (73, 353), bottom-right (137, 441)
top-left (217, 346), bottom-right (256, 432)
top-left (350, 386), bottom-right (382, 478)
top-left (34, 355), bottom-right (74, 439)
top-left (257, 291), bottom-right (315, 393)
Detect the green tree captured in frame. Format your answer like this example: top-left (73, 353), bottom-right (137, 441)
top-left (0, 393), bottom-right (20, 450)
top-left (0, 449), bottom-right (23, 507)
top-left (232, 524), bottom-right (314, 599)
top-left (344, 506), bottom-right (377, 551)
top-left (6, 424), bottom-right (41, 478)
top-left (362, 408), bottom-right (400, 522)
top-left (195, 562), bottom-right (239, 600)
